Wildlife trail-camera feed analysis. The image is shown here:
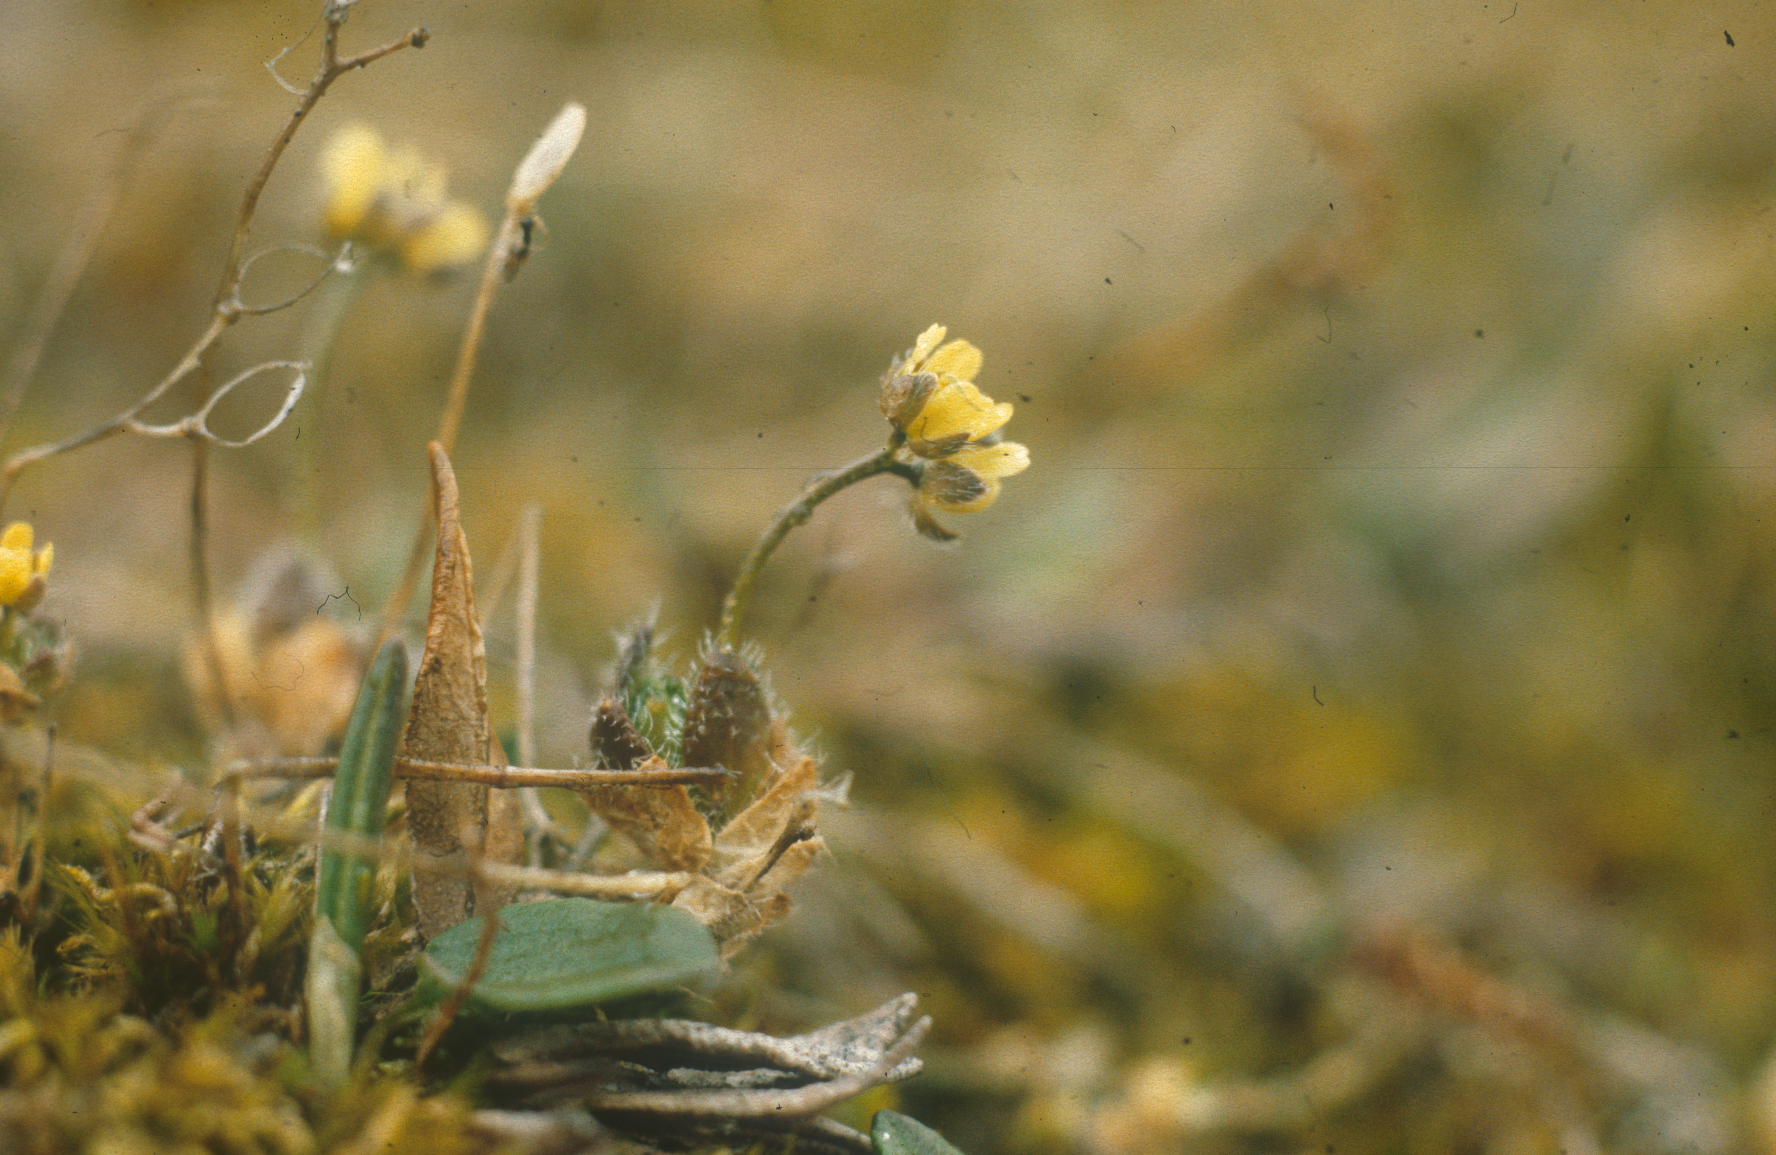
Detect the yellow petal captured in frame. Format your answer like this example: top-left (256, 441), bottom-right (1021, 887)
top-left (34, 542), bottom-right (52, 576)
top-left (0, 550), bottom-right (31, 607)
top-left (320, 124), bottom-right (386, 238)
top-left (924, 338), bottom-right (982, 383)
top-left (907, 381), bottom-right (1012, 446)
top-left (1, 523), bottom-right (32, 552)
top-left (952, 440), bottom-right (1030, 480)
top-left (907, 324), bottom-right (947, 368)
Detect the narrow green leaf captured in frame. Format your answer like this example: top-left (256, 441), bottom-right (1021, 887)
top-left (308, 639), bottom-right (406, 1087)
top-left (305, 914), bottom-right (360, 1088)
top-left (315, 639), bottom-right (408, 950)
top-left (872, 1111), bottom-right (970, 1155)
top-left (421, 897), bottom-right (719, 1014)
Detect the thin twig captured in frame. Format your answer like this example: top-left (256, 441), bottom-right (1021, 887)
top-left (511, 505), bottom-right (556, 864)
top-left (515, 504), bottom-right (541, 769)
top-left (229, 755), bottom-right (735, 789)
top-left (188, 439), bottom-right (234, 728)
top-left (231, 242), bottom-right (349, 316)
top-left (377, 210), bottom-right (522, 640)
top-left (378, 104), bottom-right (584, 641)
top-left (0, 12), bottom-right (425, 521)
top-left (214, 15), bottom-right (429, 312)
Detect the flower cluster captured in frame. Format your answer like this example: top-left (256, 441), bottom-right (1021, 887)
top-left (320, 124), bottom-right (489, 274)
top-left (0, 522), bottom-right (52, 612)
top-left (881, 324), bottom-right (1030, 540)
top-left (0, 521), bottom-right (63, 722)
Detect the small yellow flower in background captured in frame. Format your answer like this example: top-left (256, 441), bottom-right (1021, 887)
top-left (0, 522), bottom-right (52, 611)
top-left (320, 123), bottom-right (489, 274)
top-left (883, 324), bottom-right (1030, 540)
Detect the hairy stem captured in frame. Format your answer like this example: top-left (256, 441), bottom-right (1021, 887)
top-left (716, 438), bottom-right (913, 649)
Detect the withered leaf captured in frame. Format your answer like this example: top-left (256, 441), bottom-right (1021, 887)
top-left (705, 748), bottom-right (818, 888)
top-left (403, 442), bottom-right (519, 939)
top-left (581, 699), bottom-right (712, 873)
top-left (673, 747), bottom-right (823, 956)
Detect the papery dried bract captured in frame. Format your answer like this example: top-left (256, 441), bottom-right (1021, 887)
top-left (672, 726), bottom-right (824, 956)
top-left (583, 697), bottom-right (712, 872)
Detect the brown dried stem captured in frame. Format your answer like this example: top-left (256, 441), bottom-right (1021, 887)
top-left (378, 103), bottom-right (583, 640)
top-left (229, 755), bottom-right (734, 789)
top-left (377, 209), bottom-right (524, 640)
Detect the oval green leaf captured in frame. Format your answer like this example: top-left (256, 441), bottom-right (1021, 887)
top-left (421, 897), bottom-right (718, 1014)
top-left (872, 1111), bottom-right (969, 1155)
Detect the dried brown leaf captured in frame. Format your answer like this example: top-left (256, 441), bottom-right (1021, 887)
top-left (673, 881), bottom-right (795, 957)
top-left (706, 749), bottom-right (818, 888)
top-left (402, 442), bottom-right (518, 939)
top-left (671, 744), bottom-right (823, 955)
top-left (578, 745), bottom-right (712, 873)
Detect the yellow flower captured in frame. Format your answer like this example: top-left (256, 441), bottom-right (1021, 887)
top-left (910, 442), bottom-right (1030, 540)
top-left (881, 325), bottom-right (1029, 540)
top-left (881, 324), bottom-right (1011, 458)
top-left (918, 442), bottom-right (1032, 514)
top-left (0, 522), bottom-right (53, 610)
top-left (320, 124), bottom-right (489, 274)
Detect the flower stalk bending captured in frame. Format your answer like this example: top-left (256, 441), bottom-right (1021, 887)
top-left (716, 324), bottom-right (1029, 648)
top-left (716, 440), bottom-right (915, 649)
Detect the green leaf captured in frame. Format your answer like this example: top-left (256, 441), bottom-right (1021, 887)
top-left (308, 638), bottom-right (406, 1088)
top-left (315, 638), bottom-right (408, 951)
top-left (872, 1111), bottom-right (969, 1155)
top-left (421, 897), bottom-right (719, 1014)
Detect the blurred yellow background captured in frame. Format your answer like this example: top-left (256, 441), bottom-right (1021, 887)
top-left (5, 1), bottom-right (1776, 1151)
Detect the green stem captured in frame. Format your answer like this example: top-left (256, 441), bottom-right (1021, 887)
top-left (716, 439), bottom-right (913, 649)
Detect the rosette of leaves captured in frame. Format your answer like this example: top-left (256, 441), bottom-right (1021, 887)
top-left (584, 626), bottom-right (826, 956)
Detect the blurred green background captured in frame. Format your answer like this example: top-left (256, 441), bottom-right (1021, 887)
top-left (5, 1), bottom-right (1776, 1151)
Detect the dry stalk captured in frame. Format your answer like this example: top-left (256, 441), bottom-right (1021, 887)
top-left (378, 105), bottom-right (584, 640)
top-left (230, 755), bottom-right (734, 789)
